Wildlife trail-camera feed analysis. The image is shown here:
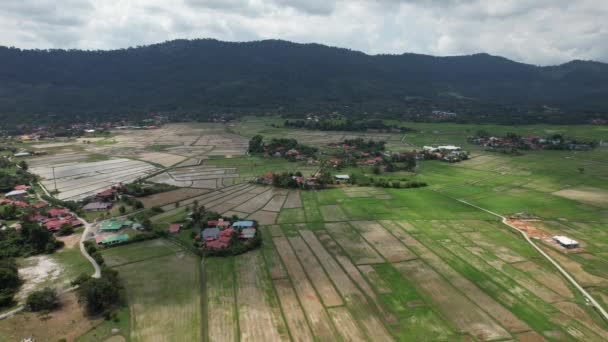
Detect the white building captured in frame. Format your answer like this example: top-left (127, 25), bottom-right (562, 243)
top-left (5, 189), bottom-right (28, 199)
top-left (553, 235), bottom-right (579, 249)
top-left (334, 175), bottom-right (350, 180)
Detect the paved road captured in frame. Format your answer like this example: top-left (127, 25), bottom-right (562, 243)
top-left (37, 181), bottom-right (101, 278)
top-left (455, 198), bottom-right (608, 322)
top-left (75, 213), bottom-right (101, 279)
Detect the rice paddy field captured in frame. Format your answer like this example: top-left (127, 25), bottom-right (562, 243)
top-left (18, 118), bottom-right (608, 341)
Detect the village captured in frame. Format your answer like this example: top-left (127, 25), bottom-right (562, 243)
top-left (0, 119), bottom-right (606, 342)
top-left (469, 132), bottom-right (597, 151)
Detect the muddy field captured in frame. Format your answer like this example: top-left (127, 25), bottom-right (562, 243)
top-left (32, 158), bottom-right (159, 201)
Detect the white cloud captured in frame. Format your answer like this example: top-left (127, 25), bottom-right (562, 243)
top-left (0, 0), bottom-right (605, 65)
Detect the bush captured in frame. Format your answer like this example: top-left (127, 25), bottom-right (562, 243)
top-left (76, 268), bottom-right (123, 315)
top-left (71, 273), bottom-right (91, 287)
top-left (26, 287), bottom-right (58, 312)
top-left (58, 224), bottom-right (74, 236)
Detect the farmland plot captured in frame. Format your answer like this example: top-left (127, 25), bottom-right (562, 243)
top-left (111, 241), bottom-right (201, 342)
top-left (325, 222), bottom-right (384, 265)
top-left (148, 164), bottom-right (241, 189)
top-left (31, 158), bottom-right (160, 200)
top-left (235, 251), bottom-right (289, 342)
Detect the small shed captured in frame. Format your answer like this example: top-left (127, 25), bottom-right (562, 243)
top-left (553, 235), bottom-right (579, 249)
top-left (83, 201), bottom-right (113, 211)
top-left (334, 174), bottom-right (350, 181)
top-left (232, 221), bottom-right (255, 230)
top-left (169, 224), bottom-right (182, 234)
top-left (202, 227), bottom-right (220, 240)
top-left (240, 228), bottom-right (256, 239)
top-left (5, 190), bottom-right (28, 200)
top-left (101, 234), bottom-right (129, 246)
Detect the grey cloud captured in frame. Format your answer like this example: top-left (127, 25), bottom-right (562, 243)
top-left (0, 0), bottom-right (605, 65)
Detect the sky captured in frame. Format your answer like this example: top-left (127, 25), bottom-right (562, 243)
top-left (1, 0), bottom-right (607, 65)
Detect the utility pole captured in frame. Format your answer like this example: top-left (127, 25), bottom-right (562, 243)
top-left (52, 166), bottom-right (58, 193)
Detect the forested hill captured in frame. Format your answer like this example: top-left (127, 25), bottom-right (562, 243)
top-left (1, 38), bottom-right (607, 125)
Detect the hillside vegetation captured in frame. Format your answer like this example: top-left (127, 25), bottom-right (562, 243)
top-left (1, 39), bottom-right (607, 125)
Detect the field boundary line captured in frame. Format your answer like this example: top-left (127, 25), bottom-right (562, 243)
top-left (446, 195), bottom-right (608, 323)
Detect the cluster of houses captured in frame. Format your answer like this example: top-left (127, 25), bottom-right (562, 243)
top-left (82, 187), bottom-right (119, 212)
top-left (471, 135), bottom-right (594, 151)
top-left (326, 142), bottom-right (387, 168)
top-left (257, 172), bottom-right (321, 188)
top-left (29, 208), bottom-right (83, 232)
top-left (0, 184), bottom-right (84, 232)
top-left (421, 145), bottom-right (469, 163)
top-left (263, 147), bottom-right (317, 164)
top-left (200, 219), bottom-right (257, 250)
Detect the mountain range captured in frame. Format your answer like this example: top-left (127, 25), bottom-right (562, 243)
top-left (1, 38), bottom-right (607, 126)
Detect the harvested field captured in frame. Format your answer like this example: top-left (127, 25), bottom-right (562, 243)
top-left (148, 164), bottom-right (240, 189)
top-left (260, 227), bottom-right (288, 279)
top-left (273, 237), bottom-right (339, 341)
top-left (325, 222), bottom-right (384, 265)
top-left (235, 251), bottom-right (288, 342)
top-left (300, 230), bottom-right (394, 341)
top-left (25, 152), bottom-right (89, 168)
top-left (135, 152), bottom-right (186, 167)
top-left (206, 258), bottom-right (237, 342)
top-left (263, 195), bottom-right (287, 212)
top-left (233, 189), bottom-right (275, 213)
top-left (116, 251), bottom-right (201, 342)
top-left (327, 307), bottom-right (368, 341)
top-left (352, 221), bottom-right (418, 262)
top-left (247, 210), bottom-right (278, 225)
top-left (394, 260), bottom-right (511, 341)
top-left (101, 239), bottom-right (180, 267)
top-left (357, 265), bottom-right (392, 294)
top-left (517, 331), bottom-right (548, 342)
top-left (465, 247), bottom-right (565, 304)
top-left (554, 302), bottom-right (608, 339)
top-left (288, 236), bottom-right (343, 307)
top-left (273, 279), bottom-right (315, 342)
top-left (320, 205), bottom-right (349, 221)
top-left (268, 225), bottom-right (285, 237)
top-left (552, 186), bottom-right (608, 208)
top-left (381, 223), bottom-right (530, 334)
top-left (462, 231), bottom-right (526, 263)
top-left (32, 158), bottom-right (159, 201)
top-left (513, 261), bottom-right (574, 299)
top-left (283, 191), bottom-right (302, 209)
top-left (138, 188), bottom-right (210, 208)
top-left (541, 247), bottom-right (608, 287)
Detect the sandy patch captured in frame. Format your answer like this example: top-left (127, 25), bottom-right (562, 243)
top-left (0, 291), bottom-right (103, 342)
top-left (16, 256), bottom-right (63, 301)
top-left (56, 233), bottom-right (82, 249)
top-left (553, 186), bottom-right (608, 207)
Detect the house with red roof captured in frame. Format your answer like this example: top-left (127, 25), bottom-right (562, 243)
top-left (96, 188), bottom-right (117, 201)
top-left (169, 224), bottom-right (182, 234)
top-left (48, 208), bottom-right (70, 218)
top-left (33, 202), bottom-right (48, 209)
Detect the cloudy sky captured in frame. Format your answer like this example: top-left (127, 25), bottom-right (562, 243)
top-left (1, 0), bottom-right (607, 65)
